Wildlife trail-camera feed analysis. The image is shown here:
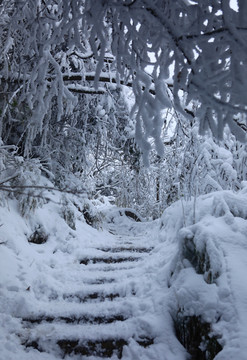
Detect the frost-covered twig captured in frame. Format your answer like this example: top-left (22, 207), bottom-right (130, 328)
top-left (0, 184), bottom-right (86, 195)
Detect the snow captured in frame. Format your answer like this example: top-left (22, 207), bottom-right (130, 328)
top-left (160, 187), bottom-right (247, 359)
top-left (1, 185), bottom-right (247, 359)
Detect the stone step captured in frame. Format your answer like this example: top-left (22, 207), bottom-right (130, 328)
top-left (90, 264), bottom-right (137, 272)
top-left (26, 297), bottom-right (142, 320)
top-left (63, 291), bottom-right (121, 302)
top-left (57, 337), bottom-right (154, 358)
top-left (85, 277), bottom-right (116, 285)
top-left (97, 247), bottom-right (153, 253)
top-left (70, 266), bottom-right (139, 279)
top-left (61, 287), bottom-right (136, 303)
top-left (21, 319), bottom-right (153, 343)
top-left (22, 313), bottom-right (128, 325)
top-left (57, 338), bottom-right (127, 358)
top-left (24, 336), bottom-right (154, 359)
top-left (80, 256), bottom-right (140, 265)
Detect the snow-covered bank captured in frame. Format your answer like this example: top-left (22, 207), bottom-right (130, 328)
top-left (158, 184), bottom-right (247, 359)
top-left (1, 185), bottom-right (247, 359)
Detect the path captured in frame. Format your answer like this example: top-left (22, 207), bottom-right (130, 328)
top-left (20, 221), bottom-right (173, 359)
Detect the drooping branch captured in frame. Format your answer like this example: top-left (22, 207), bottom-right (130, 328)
top-left (0, 71), bottom-right (159, 96)
top-left (63, 72), bottom-right (157, 95)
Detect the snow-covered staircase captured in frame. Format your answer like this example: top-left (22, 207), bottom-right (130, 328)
top-left (20, 228), bottom-right (158, 359)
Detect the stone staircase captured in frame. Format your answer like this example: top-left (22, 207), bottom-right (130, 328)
top-left (21, 229), bottom-right (158, 359)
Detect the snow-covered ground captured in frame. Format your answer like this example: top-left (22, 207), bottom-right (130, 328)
top-left (1, 184), bottom-right (247, 359)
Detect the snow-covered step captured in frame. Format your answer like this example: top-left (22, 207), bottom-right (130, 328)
top-left (79, 263), bottom-right (138, 272)
top-left (57, 277), bottom-right (136, 299)
top-left (31, 278), bottom-right (138, 302)
top-left (22, 319), bottom-right (140, 341)
top-left (56, 337), bottom-right (154, 358)
top-left (25, 296), bottom-right (148, 320)
top-left (25, 337), bottom-right (154, 359)
top-left (22, 320), bottom-right (155, 359)
top-left (77, 247), bottom-right (144, 258)
top-left (63, 291), bottom-right (120, 303)
top-left (62, 287), bottom-right (136, 303)
top-left (79, 256), bottom-right (141, 265)
top-left (22, 313), bottom-right (128, 325)
top-left (84, 277), bottom-right (116, 284)
top-left (57, 338), bottom-right (128, 358)
top-left (67, 266), bottom-right (144, 279)
top-left (58, 281), bottom-right (136, 303)
top-left (97, 246), bottom-right (153, 253)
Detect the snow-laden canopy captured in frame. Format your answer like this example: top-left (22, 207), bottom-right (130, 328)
top-left (1, 0), bottom-right (247, 160)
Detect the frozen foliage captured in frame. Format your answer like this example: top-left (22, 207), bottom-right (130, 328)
top-left (2, 0), bottom-right (246, 221)
top-left (85, 0), bottom-right (247, 149)
top-left (1, 0), bottom-right (247, 161)
top-left (0, 144), bottom-right (51, 215)
top-left (117, 118), bottom-right (247, 219)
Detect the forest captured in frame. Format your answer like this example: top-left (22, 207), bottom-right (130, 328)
top-left (0, 1), bottom-right (247, 359)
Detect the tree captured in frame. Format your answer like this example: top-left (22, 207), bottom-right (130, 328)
top-left (85, 1), bottom-right (247, 152)
top-left (1, 0), bottom-right (246, 163)
top-left (1, 0), bottom-right (247, 220)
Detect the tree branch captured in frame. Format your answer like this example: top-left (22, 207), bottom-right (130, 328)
top-left (0, 184), bottom-right (86, 195)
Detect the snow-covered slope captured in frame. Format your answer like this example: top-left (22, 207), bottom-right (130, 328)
top-left (159, 184), bottom-right (247, 359)
top-left (1, 185), bottom-right (247, 359)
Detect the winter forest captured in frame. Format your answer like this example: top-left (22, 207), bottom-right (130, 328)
top-left (1, 1), bottom-right (247, 359)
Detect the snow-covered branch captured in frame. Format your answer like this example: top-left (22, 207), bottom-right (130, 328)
top-left (1, 0), bottom-right (247, 160)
